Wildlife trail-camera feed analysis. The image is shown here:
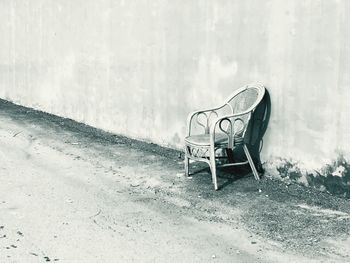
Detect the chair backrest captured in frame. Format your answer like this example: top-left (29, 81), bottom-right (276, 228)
top-left (219, 84), bottom-right (266, 145)
top-left (225, 84), bottom-right (265, 116)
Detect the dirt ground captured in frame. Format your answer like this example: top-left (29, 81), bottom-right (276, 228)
top-left (0, 100), bottom-right (350, 263)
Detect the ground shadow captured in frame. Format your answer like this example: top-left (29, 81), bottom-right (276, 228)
top-left (190, 162), bottom-right (253, 189)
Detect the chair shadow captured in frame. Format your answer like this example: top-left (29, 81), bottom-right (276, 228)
top-left (218, 165), bottom-right (253, 189)
top-left (190, 164), bottom-right (253, 190)
top-left (246, 89), bottom-right (272, 172)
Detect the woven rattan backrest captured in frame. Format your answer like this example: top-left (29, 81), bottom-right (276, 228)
top-left (225, 84), bottom-right (265, 115)
top-left (223, 84), bottom-right (265, 137)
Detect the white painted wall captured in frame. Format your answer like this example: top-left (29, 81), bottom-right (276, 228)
top-left (1, 0), bottom-right (350, 171)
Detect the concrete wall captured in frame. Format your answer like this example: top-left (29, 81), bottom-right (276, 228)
top-left (1, 0), bottom-right (350, 192)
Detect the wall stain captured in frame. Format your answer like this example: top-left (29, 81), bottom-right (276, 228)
top-left (273, 154), bottom-right (350, 198)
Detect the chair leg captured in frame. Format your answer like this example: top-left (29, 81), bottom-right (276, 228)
top-left (209, 147), bottom-right (218, 190)
top-left (243, 144), bottom-right (260, 181)
top-left (184, 155), bottom-right (190, 176)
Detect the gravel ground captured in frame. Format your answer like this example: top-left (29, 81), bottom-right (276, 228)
top-left (0, 99), bottom-right (350, 262)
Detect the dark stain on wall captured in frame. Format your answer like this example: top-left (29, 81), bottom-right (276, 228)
top-left (276, 155), bottom-right (350, 198)
top-left (276, 159), bottom-right (302, 181)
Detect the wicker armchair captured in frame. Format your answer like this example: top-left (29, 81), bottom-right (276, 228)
top-left (184, 84), bottom-right (266, 190)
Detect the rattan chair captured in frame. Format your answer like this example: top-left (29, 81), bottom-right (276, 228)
top-left (184, 84), bottom-right (266, 190)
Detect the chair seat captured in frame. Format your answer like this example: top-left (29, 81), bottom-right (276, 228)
top-left (185, 133), bottom-right (244, 146)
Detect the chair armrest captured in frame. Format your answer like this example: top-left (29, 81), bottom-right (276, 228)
top-left (186, 105), bottom-right (226, 136)
top-left (209, 112), bottom-right (251, 148)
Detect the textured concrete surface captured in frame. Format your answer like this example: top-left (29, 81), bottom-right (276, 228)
top-left (1, 100), bottom-right (350, 262)
top-left (0, 1), bottom-right (350, 181)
